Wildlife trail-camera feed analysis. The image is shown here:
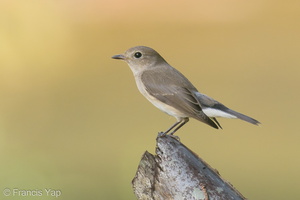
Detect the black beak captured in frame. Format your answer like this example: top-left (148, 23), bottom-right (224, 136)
top-left (112, 54), bottom-right (125, 60)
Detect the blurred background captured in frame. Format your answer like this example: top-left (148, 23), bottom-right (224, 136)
top-left (0, 0), bottom-right (299, 199)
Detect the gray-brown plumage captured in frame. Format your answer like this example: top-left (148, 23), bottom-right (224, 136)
top-left (112, 46), bottom-right (260, 135)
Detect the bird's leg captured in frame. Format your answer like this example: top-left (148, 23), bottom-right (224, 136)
top-left (161, 121), bottom-right (181, 135)
top-left (170, 118), bottom-right (189, 135)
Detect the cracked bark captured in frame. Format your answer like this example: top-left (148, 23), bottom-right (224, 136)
top-left (132, 135), bottom-right (246, 200)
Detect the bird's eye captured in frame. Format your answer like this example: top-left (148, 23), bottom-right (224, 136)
top-left (134, 52), bottom-right (142, 58)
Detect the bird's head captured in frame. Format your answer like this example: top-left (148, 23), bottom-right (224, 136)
top-left (112, 46), bottom-right (166, 74)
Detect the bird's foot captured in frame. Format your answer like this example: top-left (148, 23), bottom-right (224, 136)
top-left (169, 134), bottom-right (180, 141)
top-left (158, 131), bottom-right (167, 137)
top-left (157, 132), bottom-right (180, 141)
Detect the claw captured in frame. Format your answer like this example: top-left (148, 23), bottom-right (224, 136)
top-left (158, 132), bottom-right (167, 137)
top-left (169, 134), bottom-right (180, 141)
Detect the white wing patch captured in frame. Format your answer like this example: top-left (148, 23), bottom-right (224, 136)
top-left (203, 108), bottom-right (237, 118)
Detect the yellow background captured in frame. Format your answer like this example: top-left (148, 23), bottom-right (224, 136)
top-left (1, 0), bottom-right (299, 199)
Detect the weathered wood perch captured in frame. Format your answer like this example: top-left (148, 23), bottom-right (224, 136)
top-left (132, 134), bottom-right (246, 200)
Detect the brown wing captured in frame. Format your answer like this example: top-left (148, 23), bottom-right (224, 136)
top-left (141, 69), bottom-right (218, 129)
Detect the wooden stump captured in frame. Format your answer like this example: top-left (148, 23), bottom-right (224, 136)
top-left (132, 134), bottom-right (246, 200)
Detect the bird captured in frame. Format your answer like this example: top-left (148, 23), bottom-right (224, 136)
top-left (112, 46), bottom-right (260, 135)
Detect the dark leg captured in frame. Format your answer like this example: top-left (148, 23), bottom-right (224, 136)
top-left (170, 118), bottom-right (189, 135)
top-left (162, 121), bottom-right (181, 135)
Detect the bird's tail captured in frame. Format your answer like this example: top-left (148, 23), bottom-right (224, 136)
top-left (225, 109), bottom-right (260, 125)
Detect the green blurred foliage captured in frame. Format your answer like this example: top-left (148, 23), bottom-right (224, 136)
top-left (0, 0), bottom-right (299, 199)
